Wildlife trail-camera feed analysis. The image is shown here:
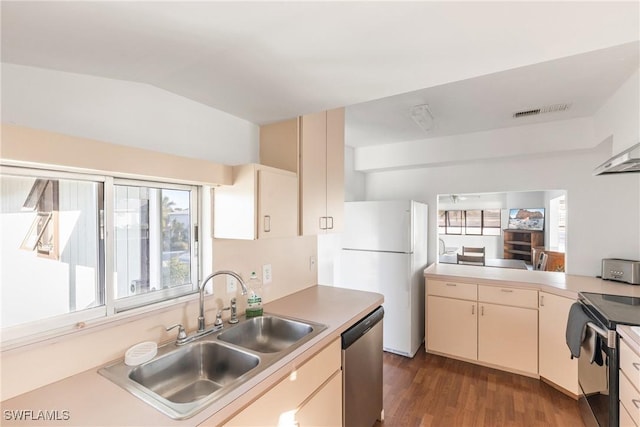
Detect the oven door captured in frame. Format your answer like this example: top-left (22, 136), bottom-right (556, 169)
top-left (577, 321), bottom-right (618, 427)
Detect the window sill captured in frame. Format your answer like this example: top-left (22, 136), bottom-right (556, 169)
top-left (1, 291), bottom-right (203, 352)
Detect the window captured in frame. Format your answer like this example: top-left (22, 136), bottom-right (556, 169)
top-left (1, 169), bottom-right (104, 330)
top-left (437, 210), bottom-right (463, 234)
top-left (1, 167), bottom-right (199, 338)
top-left (438, 209), bottom-right (501, 236)
top-left (112, 181), bottom-right (198, 312)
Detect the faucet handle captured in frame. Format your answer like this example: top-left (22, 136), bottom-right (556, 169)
top-left (166, 324), bottom-right (188, 343)
top-left (214, 310), bottom-right (225, 327)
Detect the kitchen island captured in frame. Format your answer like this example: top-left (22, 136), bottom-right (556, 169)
top-left (1, 285), bottom-right (383, 426)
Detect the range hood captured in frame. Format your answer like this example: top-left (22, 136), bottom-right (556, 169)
top-left (593, 142), bottom-right (640, 175)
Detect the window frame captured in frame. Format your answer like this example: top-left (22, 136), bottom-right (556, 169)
top-left (438, 208), bottom-right (502, 236)
top-left (109, 178), bottom-right (200, 314)
top-left (1, 166), bottom-right (202, 344)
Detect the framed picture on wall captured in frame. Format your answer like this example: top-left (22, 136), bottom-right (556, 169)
top-left (507, 208), bottom-right (545, 231)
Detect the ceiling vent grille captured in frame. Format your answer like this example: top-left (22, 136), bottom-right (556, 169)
top-left (513, 103), bottom-right (571, 119)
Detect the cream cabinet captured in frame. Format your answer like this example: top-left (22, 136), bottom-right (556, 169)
top-left (478, 301), bottom-right (538, 375)
top-left (260, 108), bottom-right (345, 236)
top-left (427, 295), bottom-right (477, 360)
top-left (477, 285), bottom-right (538, 375)
top-left (299, 108), bottom-right (345, 235)
top-left (426, 280), bottom-right (478, 360)
top-left (426, 280), bottom-right (539, 376)
top-left (620, 338), bottom-right (640, 427)
top-left (213, 164), bottom-right (297, 240)
top-left (217, 338), bottom-right (342, 427)
top-left (538, 291), bottom-right (579, 395)
top-left (295, 371), bottom-right (342, 427)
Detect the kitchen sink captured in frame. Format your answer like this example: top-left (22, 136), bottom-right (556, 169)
top-left (129, 341), bottom-right (259, 404)
top-left (100, 340), bottom-right (261, 419)
top-left (99, 313), bottom-right (326, 419)
top-left (217, 315), bottom-right (319, 353)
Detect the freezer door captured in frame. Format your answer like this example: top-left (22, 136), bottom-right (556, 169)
top-left (342, 200), bottom-right (413, 253)
top-left (338, 250), bottom-right (412, 355)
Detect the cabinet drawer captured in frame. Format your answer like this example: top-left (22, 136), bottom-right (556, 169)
top-left (621, 401), bottom-right (639, 427)
top-left (620, 369), bottom-right (640, 427)
top-left (621, 338), bottom-right (640, 390)
top-left (428, 280), bottom-right (477, 300)
top-left (478, 285), bottom-right (538, 308)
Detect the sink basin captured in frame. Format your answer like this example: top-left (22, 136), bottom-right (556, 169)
top-left (99, 314), bottom-right (326, 419)
top-left (99, 340), bottom-right (261, 419)
top-left (129, 341), bottom-right (259, 404)
top-left (217, 315), bottom-right (319, 353)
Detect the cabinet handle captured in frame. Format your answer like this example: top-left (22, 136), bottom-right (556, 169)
top-left (540, 295), bottom-right (544, 307)
top-left (633, 362), bottom-right (640, 371)
top-left (633, 400), bottom-right (640, 409)
top-left (481, 305), bottom-right (484, 316)
top-left (327, 216), bottom-right (334, 229)
top-left (472, 305), bottom-right (475, 315)
top-left (263, 215), bottom-right (271, 233)
top-left (445, 283), bottom-right (457, 287)
top-left (319, 216), bottom-right (327, 230)
top-left (500, 289), bottom-right (514, 293)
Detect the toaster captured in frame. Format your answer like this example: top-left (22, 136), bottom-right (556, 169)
top-left (601, 258), bottom-right (640, 285)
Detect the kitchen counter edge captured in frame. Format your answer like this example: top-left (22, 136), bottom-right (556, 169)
top-left (423, 263), bottom-right (640, 299)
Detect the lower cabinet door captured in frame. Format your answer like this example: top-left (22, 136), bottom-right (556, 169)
top-left (427, 295), bottom-right (477, 361)
top-left (539, 292), bottom-right (578, 395)
top-left (478, 302), bottom-right (538, 375)
top-left (295, 371), bottom-right (342, 427)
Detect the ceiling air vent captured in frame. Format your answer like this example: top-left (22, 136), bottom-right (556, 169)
top-left (513, 103), bottom-right (571, 119)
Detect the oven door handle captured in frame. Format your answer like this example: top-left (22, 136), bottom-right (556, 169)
top-left (586, 322), bottom-right (615, 349)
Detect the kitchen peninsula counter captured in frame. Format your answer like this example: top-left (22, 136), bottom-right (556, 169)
top-left (1, 285), bottom-right (383, 426)
top-left (424, 263), bottom-right (640, 299)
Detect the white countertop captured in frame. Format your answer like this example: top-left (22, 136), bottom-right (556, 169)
top-left (619, 325), bottom-right (640, 355)
top-left (0, 285), bottom-right (384, 427)
top-left (424, 263), bottom-right (640, 299)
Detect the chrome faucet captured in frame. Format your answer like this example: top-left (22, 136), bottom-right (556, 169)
top-left (198, 270), bottom-right (248, 332)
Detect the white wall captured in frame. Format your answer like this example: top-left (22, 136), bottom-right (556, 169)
top-left (594, 68), bottom-right (640, 154)
top-left (344, 146), bottom-right (366, 201)
top-left (355, 117), bottom-right (596, 172)
top-left (361, 143), bottom-right (640, 277)
top-left (1, 63), bottom-right (259, 165)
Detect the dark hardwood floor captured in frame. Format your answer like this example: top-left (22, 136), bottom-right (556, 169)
top-left (375, 346), bottom-right (584, 427)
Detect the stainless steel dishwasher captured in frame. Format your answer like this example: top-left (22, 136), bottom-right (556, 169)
top-left (342, 305), bottom-right (384, 427)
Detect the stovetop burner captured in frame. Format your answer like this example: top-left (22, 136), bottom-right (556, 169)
top-left (579, 292), bottom-right (640, 329)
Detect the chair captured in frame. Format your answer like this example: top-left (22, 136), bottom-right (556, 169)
top-left (534, 252), bottom-right (548, 271)
top-left (462, 246), bottom-right (485, 256)
top-left (457, 253), bottom-right (485, 266)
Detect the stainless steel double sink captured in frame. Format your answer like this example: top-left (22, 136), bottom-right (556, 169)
top-left (99, 314), bottom-right (327, 419)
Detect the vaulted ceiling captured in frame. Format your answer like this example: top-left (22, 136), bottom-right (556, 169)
top-left (2, 1), bottom-right (638, 147)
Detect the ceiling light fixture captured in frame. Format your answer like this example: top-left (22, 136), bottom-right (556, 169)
top-left (410, 104), bottom-right (435, 133)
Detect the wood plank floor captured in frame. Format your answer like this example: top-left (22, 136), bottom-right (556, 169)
top-left (375, 346), bottom-right (584, 427)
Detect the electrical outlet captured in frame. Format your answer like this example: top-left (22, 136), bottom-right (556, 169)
top-left (226, 276), bottom-right (237, 293)
top-left (309, 255), bottom-right (317, 271)
top-left (262, 264), bottom-right (272, 285)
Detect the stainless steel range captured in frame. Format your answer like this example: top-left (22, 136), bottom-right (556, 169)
top-left (577, 292), bottom-right (640, 427)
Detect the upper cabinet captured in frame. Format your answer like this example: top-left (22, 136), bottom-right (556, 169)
top-left (213, 164), bottom-right (297, 240)
top-left (260, 108), bottom-right (345, 236)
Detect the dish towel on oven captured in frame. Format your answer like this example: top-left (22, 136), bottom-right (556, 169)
top-left (566, 302), bottom-right (592, 359)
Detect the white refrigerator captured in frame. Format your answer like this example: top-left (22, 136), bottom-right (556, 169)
top-left (336, 200), bottom-right (428, 357)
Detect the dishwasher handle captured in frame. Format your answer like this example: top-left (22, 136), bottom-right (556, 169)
top-left (341, 306), bottom-right (384, 349)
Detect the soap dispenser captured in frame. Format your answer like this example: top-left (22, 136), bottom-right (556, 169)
top-left (245, 271), bottom-right (263, 318)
